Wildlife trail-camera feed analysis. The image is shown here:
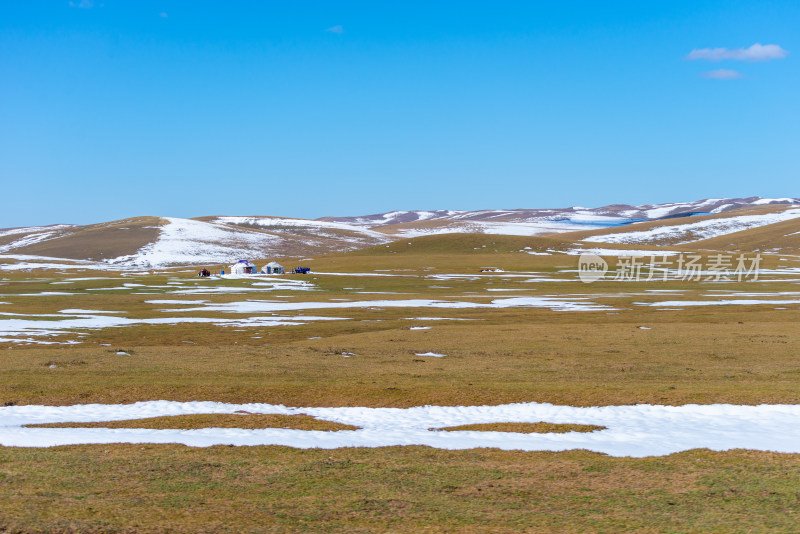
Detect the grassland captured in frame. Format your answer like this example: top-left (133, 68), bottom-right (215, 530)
top-left (2, 234), bottom-right (800, 532)
top-left (4, 446), bottom-right (800, 533)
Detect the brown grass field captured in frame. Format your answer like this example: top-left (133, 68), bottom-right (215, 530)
top-left (2, 232), bottom-right (800, 532)
top-left (26, 414), bottom-right (359, 432)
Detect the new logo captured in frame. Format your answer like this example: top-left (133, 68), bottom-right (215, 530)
top-left (578, 254), bottom-right (608, 283)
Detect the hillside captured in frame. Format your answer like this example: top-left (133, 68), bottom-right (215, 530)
top-left (0, 216), bottom-right (393, 270)
top-left (1, 196), bottom-right (798, 269)
top-left (560, 205), bottom-right (800, 249)
top-left (320, 197), bottom-right (800, 230)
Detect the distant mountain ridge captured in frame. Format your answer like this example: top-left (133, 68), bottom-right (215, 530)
top-left (0, 197), bottom-right (798, 269)
top-left (318, 197), bottom-right (800, 228)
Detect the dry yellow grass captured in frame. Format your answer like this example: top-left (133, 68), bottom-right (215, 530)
top-left (12, 216), bottom-right (164, 261)
top-left (26, 413), bottom-right (359, 431)
top-left (1, 445), bottom-right (800, 533)
top-left (4, 316), bottom-right (800, 408)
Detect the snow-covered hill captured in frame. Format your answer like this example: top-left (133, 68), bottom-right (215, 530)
top-left (1, 197), bottom-right (798, 269)
top-left (319, 197), bottom-right (800, 229)
top-left (107, 218), bottom-right (286, 268)
top-left (582, 208), bottom-right (800, 246)
top-left (213, 216), bottom-right (389, 243)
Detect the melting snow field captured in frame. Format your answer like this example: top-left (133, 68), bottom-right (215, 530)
top-left (4, 401), bottom-right (800, 458)
top-left (0, 312), bottom-right (345, 344)
top-left (0, 295), bottom-right (611, 344)
top-left (156, 296), bottom-right (612, 314)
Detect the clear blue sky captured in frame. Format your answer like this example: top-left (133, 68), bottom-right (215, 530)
top-left (1, 1), bottom-right (797, 227)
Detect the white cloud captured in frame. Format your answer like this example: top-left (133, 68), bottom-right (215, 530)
top-left (325, 25), bottom-right (344, 34)
top-left (68, 0), bottom-right (94, 7)
top-left (701, 69), bottom-right (744, 80)
top-left (687, 43), bottom-right (787, 62)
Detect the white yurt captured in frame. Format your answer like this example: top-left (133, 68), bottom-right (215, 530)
top-left (230, 259), bottom-right (256, 274)
top-left (262, 261), bottom-right (284, 275)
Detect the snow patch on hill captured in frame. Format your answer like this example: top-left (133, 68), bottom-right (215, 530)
top-left (753, 197), bottom-right (799, 205)
top-left (216, 216), bottom-right (389, 241)
top-left (0, 224), bottom-right (75, 239)
top-left (584, 209), bottom-right (800, 245)
top-left (0, 228), bottom-right (75, 253)
top-left (107, 218), bottom-right (283, 268)
top-left (391, 219), bottom-right (620, 238)
top-left (322, 210), bottom-right (466, 227)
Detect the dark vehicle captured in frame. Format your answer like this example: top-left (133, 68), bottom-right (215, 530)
top-left (293, 267), bottom-right (311, 274)
top-left (198, 269), bottom-right (211, 277)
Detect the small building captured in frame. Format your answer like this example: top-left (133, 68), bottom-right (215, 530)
top-left (262, 261), bottom-right (284, 275)
top-left (230, 259), bottom-right (256, 274)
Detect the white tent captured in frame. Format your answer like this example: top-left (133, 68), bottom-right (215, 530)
top-left (262, 261), bottom-right (284, 275)
top-left (230, 260), bottom-right (256, 274)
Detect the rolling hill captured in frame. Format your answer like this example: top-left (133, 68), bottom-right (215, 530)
top-left (1, 197), bottom-right (798, 269)
top-left (559, 205), bottom-right (800, 246)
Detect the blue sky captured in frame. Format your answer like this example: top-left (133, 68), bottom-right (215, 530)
top-left (1, 1), bottom-right (797, 227)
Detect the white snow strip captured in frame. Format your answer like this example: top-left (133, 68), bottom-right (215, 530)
top-left (0, 262), bottom-right (106, 272)
top-left (415, 352), bottom-right (447, 358)
top-left (0, 225), bottom-right (75, 239)
top-left (58, 309), bottom-right (121, 314)
top-left (0, 231), bottom-right (69, 253)
top-left (0, 336), bottom-right (82, 345)
top-left (0, 254), bottom-right (101, 264)
top-left (4, 401), bottom-right (800, 457)
top-left (637, 299), bottom-right (800, 307)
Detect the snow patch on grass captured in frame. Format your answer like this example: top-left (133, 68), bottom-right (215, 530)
top-left (162, 296), bottom-right (613, 314)
top-left (6, 401), bottom-right (800, 457)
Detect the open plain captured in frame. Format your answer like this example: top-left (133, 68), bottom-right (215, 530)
top-left (3, 224), bottom-right (800, 532)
